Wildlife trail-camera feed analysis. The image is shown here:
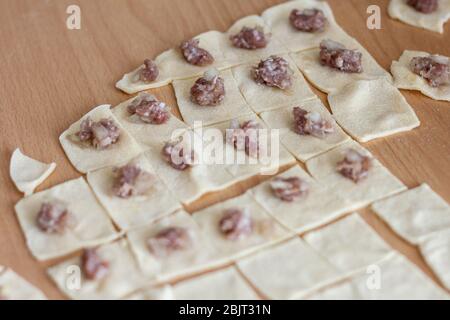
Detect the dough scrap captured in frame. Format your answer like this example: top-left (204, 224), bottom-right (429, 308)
top-left (86, 154), bottom-right (182, 231)
top-left (59, 104), bottom-right (143, 173)
top-left (14, 177), bottom-right (119, 261)
top-left (328, 79), bottom-right (420, 143)
top-left (371, 184), bottom-right (450, 244)
top-left (126, 285), bottom-right (174, 300)
top-left (388, 0), bottom-right (450, 34)
top-left (10, 148), bottom-right (56, 196)
top-left (0, 267), bottom-right (46, 300)
top-left (391, 50), bottom-right (450, 101)
top-left (259, 98), bottom-right (350, 162)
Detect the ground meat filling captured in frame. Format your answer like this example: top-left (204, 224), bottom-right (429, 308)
top-left (139, 59), bottom-right (159, 83)
top-left (162, 139), bottom-right (195, 171)
top-left (293, 107), bottom-right (334, 138)
top-left (190, 69), bottom-right (225, 106)
top-left (289, 8), bottom-right (327, 32)
top-left (270, 177), bottom-right (309, 202)
top-left (410, 55), bottom-right (450, 87)
top-left (127, 93), bottom-right (170, 124)
top-left (76, 117), bottom-right (120, 149)
top-left (227, 119), bottom-right (261, 158)
top-left (112, 164), bottom-right (154, 198)
top-left (230, 26), bottom-right (268, 50)
top-left (180, 39), bottom-right (214, 66)
top-left (36, 202), bottom-right (73, 234)
top-left (219, 208), bottom-right (253, 241)
top-left (337, 149), bottom-right (372, 183)
top-left (147, 227), bottom-right (191, 257)
top-left (253, 56), bottom-right (293, 90)
top-left (407, 0), bottom-right (438, 13)
top-left (319, 39), bottom-right (363, 73)
top-left (81, 249), bottom-right (109, 281)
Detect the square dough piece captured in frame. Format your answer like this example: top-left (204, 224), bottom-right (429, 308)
top-left (237, 237), bottom-right (340, 299)
top-left (86, 154), bottom-right (181, 231)
top-left (388, 0), bottom-right (450, 34)
top-left (303, 213), bottom-right (393, 276)
top-left (260, 99), bottom-right (350, 162)
top-left (261, 0), bottom-right (351, 53)
top-left (59, 104), bottom-right (143, 173)
top-left (0, 268), bottom-right (47, 300)
top-left (231, 54), bottom-right (316, 113)
top-left (419, 229), bottom-right (450, 291)
top-left (127, 210), bottom-right (217, 282)
top-left (48, 239), bottom-right (148, 300)
top-left (192, 192), bottom-right (293, 265)
top-left (391, 50), bottom-right (450, 102)
top-left (251, 165), bottom-right (351, 234)
top-left (371, 184), bottom-right (450, 244)
top-left (172, 266), bottom-right (260, 300)
top-left (328, 79), bottom-right (420, 143)
top-left (172, 69), bottom-right (254, 127)
top-left (15, 177), bottom-right (119, 261)
top-left (112, 95), bottom-right (189, 149)
top-left (306, 141), bottom-right (407, 210)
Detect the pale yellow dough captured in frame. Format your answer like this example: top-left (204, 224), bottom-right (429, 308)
top-left (126, 285), bottom-right (174, 300)
top-left (0, 267), bottom-right (46, 300)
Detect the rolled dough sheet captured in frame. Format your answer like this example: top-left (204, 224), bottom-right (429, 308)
top-left (48, 239), bottom-right (149, 300)
top-left (14, 177), bottom-right (119, 261)
top-left (59, 104), bottom-right (143, 173)
top-left (388, 0), bottom-right (450, 34)
top-left (305, 140), bottom-right (407, 210)
top-left (391, 50), bottom-right (450, 101)
top-left (371, 184), bottom-right (450, 244)
top-left (10, 148), bottom-right (56, 196)
top-left (328, 79), bottom-right (420, 143)
top-left (259, 98), bottom-right (350, 162)
top-left (86, 154), bottom-right (182, 231)
top-left (0, 267), bottom-right (47, 300)
top-left (231, 54), bottom-right (316, 113)
top-left (126, 285), bottom-right (174, 300)
top-left (172, 266), bottom-right (260, 300)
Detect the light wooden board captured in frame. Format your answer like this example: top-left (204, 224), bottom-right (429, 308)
top-left (0, 0), bottom-right (449, 299)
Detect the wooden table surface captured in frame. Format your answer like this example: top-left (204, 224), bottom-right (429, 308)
top-left (0, 0), bottom-right (449, 300)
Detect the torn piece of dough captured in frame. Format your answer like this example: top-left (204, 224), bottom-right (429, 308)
top-left (172, 266), bottom-right (260, 300)
top-left (419, 229), bottom-right (450, 291)
top-left (86, 154), bottom-right (181, 231)
top-left (126, 285), bottom-right (174, 300)
top-left (304, 213), bottom-right (393, 277)
top-left (391, 50), bottom-right (450, 101)
top-left (328, 79), bottom-right (420, 142)
top-left (48, 239), bottom-right (148, 299)
top-left (127, 210), bottom-right (217, 282)
top-left (306, 141), bottom-right (407, 210)
top-left (388, 0), bottom-right (450, 34)
top-left (59, 104), bottom-right (143, 173)
top-left (10, 148), bottom-right (56, 196)
top-left (173, 69), bottom-right (253, 127)
top-left (192, 192), bottom-right (292, 265)
top-left (14, 177), bottom-right (119, 261)
top-left (371, 184), bottom-right (450, 244)
top-left (237, 237), bottom-right (340, 299)
top-left (231, 54), bottom-right (316, 113)
top-left (260, 98), bottom-right (350, 162)
top-left (0, 267), bottom-right (46, 300)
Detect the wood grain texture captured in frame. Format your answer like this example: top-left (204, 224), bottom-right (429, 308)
top-left (0, 0), bottom-right (449, 299)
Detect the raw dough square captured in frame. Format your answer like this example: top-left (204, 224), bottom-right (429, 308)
top-left (260, 99), bottom-right (350, 162)
top-left (391, 50), bottom-right (450, 102)
top-left (172, 266), bottom-right (260, 300)
top-left (86, 154), bottom-right (181, 231)
top-left (251, 165), bottom-right (352, 234)
top-left (305, 141), bottom-right (407, 210)
top-left (231, 54), bottom-right (316, 113)
top-left (371, 184), bottom-right (450, 244)
top-left (0, 267), bottom-right (46, 300)
top-left (59, 104), bottom-right (143, 173)
top-left (15, 177), bottom-right (119, 261)
top-left (192, 192), bottom-right (293, 265)
top-left (388, 0), bottom-right (450, 34)
top-left (237, 237), bottom-right (340, 299)
top-left (328, 79), bottom-right (420, 142)
top-left (48, 239), bottom-right (148, 300)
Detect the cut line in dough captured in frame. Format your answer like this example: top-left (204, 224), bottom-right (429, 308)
top-left (125, 285), bottom-right (174, 300)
